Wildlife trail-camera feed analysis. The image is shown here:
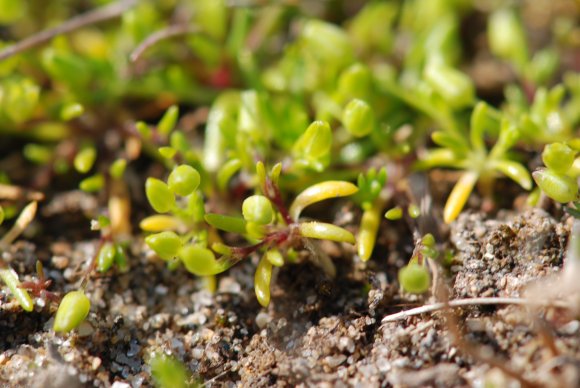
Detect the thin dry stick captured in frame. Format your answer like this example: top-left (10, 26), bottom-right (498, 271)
top-left (381, 297), bottom-right (571, 323)
top-left (0, 183), bottom-right (44, 201)
top-left (129, 24), bottom-right (200, 63)
top-left (0, 0), bottom-right (137, 62)
top-left (0, 201), bottom-right (37, 248)
top-left (436, 284), bottom-right (539, 388)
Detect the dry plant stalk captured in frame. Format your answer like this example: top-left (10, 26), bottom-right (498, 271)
top-left (0, 0), bottom-right (137, 61)
top-left (0, 201), bottom-right (38, 248)
top-left (0, 183), bottom-right (44, 201)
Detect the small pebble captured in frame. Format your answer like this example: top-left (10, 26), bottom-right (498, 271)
top-left (111, 382), bottom-right (131, 388)
top-left (51, 255), bottom-right (70, 269)
top-left (92, 357), bottom-right (102, 370)
top-left (338, 337), bottom-right (355, 353)
top-left (77, 321), bottom-right (95, 337)
top-left (559, 320), bottom-right (580, 335)
top-left (255, 312), bottom-right (271, 329)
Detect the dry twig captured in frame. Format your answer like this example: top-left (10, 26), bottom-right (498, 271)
top-left (381, 297), bottom-right (571, 323)
top-left (0, 0), bottom-right (136, 62)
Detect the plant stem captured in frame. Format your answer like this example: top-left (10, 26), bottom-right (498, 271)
top-left (130, 24), bottom-right (200, 63)
top-left (0, 0), bottom-right (137, 61)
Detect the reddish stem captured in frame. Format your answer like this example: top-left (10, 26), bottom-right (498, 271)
top-left (264, 177), bottom-right (292, 225)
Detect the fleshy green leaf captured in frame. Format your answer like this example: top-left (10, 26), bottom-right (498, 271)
top-left (299, 222), bottom-right (355, 244)
top-left (179, 245), bottom-right (229, 276)
top-left (542, 143), bottom-right (575, 174)
top-left (424, 61), bottom-right (475, 109)
top-left (97, 242), bottom-right (116, 272)
top-left (74, 147), bottom-right (97, 174)
top-left (146, 178), bottom-right (175, 213)
top-left (149, 354), bottom-right (191, 388)
top-left (140, 215), bottom-right (183, 232)
top-left (342, 99), bottom-right (375, 137)
top-left (157, 105), bottom-right (179, 136)
top-left (398, 263), bottom-right (430, 294)
top-left (205, 213), bottom-right (247, 234)
top-left (53, 290), bottom-right (91, 333)
top-left (168, 165), bottom-right (201, 197)
top-left (79, 174), bottom-right (104, 192)
top-left (492, 160), bottom-right (532, 190)
top-left (443, 171), bottom-right (479, 223)
top-left (290, 181), bottom-right (358, 221)
top-left (533, 169), bottom-right (578, 203)
top-left (358, 205), bottom-right (381, 261)
top-left (146, 231), bottom-right (182, 261)
top-left (254, 254), bottom-right (273, 307)
top-left (0, 267), bottom-right (34, 312)
top-left (242, 195), bottom-right (274, 225)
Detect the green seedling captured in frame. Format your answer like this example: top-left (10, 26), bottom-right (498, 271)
top-left (90, 213), bottom-right (129, 274)
top-left (398, 234), bottom-right (438, 294)
top-left (141, 163), bottom-right (216, 287)
top-left (419, 102), bottom-right (532, 223)
top-left (398, 263), bottom-right (430, 294)
top-left (204, 162), bottom-right (358, 306)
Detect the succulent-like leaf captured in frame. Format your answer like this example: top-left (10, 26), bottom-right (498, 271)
top-left (53, 290), bottom-right (91, 332)
top-left (145, 178), bottom-right (175, 214)
top-left (254, 254), bottom-right (273, 307)
top-left (205, 213), bottom-right (247, 234)
top-left (443, 170), bottom-right (479, 223)
top-left (299, 222), bottom-right (355, 244)
top-left (168, 165), bottom-right (201, 197)
top-left (145, 231), bottom-right (182, 261)
top-left (289, 181), bottom-right (358, 221)
top-left (533, 169), bottom-right (578, 203)
top-left (358, 205), bottom-right (381, 261)
top-left (179, 245), bottom-right (229, 276)
top-left (492, 159), bottom-right (532, 190)
top-left (0, 268), bottom-right (34, 312)
top-left (398, 263), bottom-right (430, 294)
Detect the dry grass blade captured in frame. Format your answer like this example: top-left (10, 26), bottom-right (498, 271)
top-left (381, 297), bottom-right (571, 323)
top-left (129, 24), bottom-right (200, 63)
top-left (0, 201), bottom-right (38, 248)
top-left (0, 0), bottom-right (137, 62)
top-left (0, 184), bottom-right (44, 201)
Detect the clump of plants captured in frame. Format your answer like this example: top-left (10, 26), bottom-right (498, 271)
top-left (0, 0), bottom-right (579, 385)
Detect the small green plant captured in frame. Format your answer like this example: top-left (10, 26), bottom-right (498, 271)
top-left (398, 233), bottom-right (438, 294)
top-left (419, 102), bottom-right (532, 223)
top-left (205, 162), bottom-right (357, 307)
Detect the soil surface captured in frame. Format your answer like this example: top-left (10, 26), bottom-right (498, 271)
top-left (1, 200), bottom-right (579, 387)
